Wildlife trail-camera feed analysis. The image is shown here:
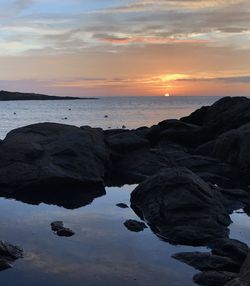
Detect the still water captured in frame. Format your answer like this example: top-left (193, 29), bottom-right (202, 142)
top-left (0, 186), bottom-right (205, 286)
top-left (0, 96), bottom-right (222, 139)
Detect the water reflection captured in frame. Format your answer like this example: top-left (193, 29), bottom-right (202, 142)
top-left (4, 185), bottom-right (106, 209)
top-left (0, 186), bottom-right (202, 286)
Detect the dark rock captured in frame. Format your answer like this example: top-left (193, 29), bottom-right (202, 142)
top-left (0, 241), bottom-right (23, 272)
top-left (57, 228), bottom-right (75, 237)
top-left (10, 184), bottom-right (106, 209)
top-left (105, 130), bottom-right (149, 153)
top-left (212, 239), bottom-right (249, 264)
top-left (124, 220), bottom-right (147, 232)
top-left (0, 241), bottom-right (23, 260)
top-left (193, 271), bottom-right (237, 286)
top-left (224, 278), bottom-right (243, 286)
top-left (173, 252), bottom-right (241, 272)
top-left (131, 167), bottom-right (231, 246)
top-left (116, 203), bottom-right (129, 209)
top-left (196, 123), bottom-right (250, 178)
top-left (51, 221), bottom-right (64, 232)
top-left (0, 259), bottom-right (12, 271)
top-left (181, 105), bottom-right (210, 126)
top-left (181, 97), bottom-right (250, 140)
top-left (51, 221), bottom-right (75, 237)
top-left (0, 123), bottom-right (109, 193)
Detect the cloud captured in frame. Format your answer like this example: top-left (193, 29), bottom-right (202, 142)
top-left (177, 75), bottom-right (250, 83)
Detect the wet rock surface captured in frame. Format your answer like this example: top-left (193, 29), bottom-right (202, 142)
top-left (124, 220), bottom-right (147, 232)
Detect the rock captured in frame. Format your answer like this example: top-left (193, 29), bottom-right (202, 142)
top-left (212, 239), bottom-right (249, 264)
top-left (196, 123), bottom-right (250, 179)
top-left (0, 241), bottom-right (23, 272)
top-left (193, 271), bottom-right (237, 286)
top-left (0, 259), bottom-right (12, 271)
top-left (0, 241), bottom-right (23, 260)
top-left (157, 119), bottom-right (201, 147)
top-left (57, 228), bottom-right (75, 237)
top-left (116, 203), bottom-right (129, 209)
top-left (172, 252), bottom-right (241, 272)
top-left (131, 167), bottom-right (231, 246)
top-left (224, 278), bottom-right (243, 286)
top-left (0, 123), bottom-right (109, 195)
top-left (51, 221), bottom-right (75, 237)
top-left (181, 106), bottom-right (210, 126)
top-left (124, 220), bottom-right (147, 232)
top-left (181, 97), bottom-right (250, 142)
top-left (51, 221), bottom-right (64, 232)
top-left (105, 130), bottom-right (149, 153)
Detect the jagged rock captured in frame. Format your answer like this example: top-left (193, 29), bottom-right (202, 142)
top-left (0, 241), bottom-right (23, 272)
top-left (193, 271), bottom-right (237, 286)
top-left (124, 220), bottom-right (147, 232)
top-left (131, 167), bottom-right (231, 246)
top-left (196, 123), bottom-right (250, 178)
top-left (181, 97), bottom-right (250, 143)
top-left (0, 123), bottom-right (109, 195)
top-left (212, 239), bottom-right (249, 264)
top-left (172, 252), bottom-right (241, 272)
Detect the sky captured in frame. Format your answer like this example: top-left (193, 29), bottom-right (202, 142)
top-left (0, 0), bottom-right (249, 97)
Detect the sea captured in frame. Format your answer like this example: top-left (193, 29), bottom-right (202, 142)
top-left (0, 96), bottom-right (222, 139)
top-left (0, 96), bottom-right (249, 286)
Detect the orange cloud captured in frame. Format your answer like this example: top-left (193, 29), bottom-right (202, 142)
top-left (101, 36), bottom-right (209, 45)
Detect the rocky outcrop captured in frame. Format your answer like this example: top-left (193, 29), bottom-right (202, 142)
top-left (181, 97), bottom-right (250, 143)
top-left (0, 241), bottom-right (23, 271)
top-left (131, 167), bottom-right (231, 246)
top-left (0, 123), bottom-right (109, 193)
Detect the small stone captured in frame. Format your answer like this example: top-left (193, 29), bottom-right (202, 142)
top-left (51, 221), bottom-right (63, 232)
top-left (124, 220), bottom-right (147, 232)
top-left (116, 203), bottom-right (129, 209)
top-left (57, 228), bottom-right (75, 237)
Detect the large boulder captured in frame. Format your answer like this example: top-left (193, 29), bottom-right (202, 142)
top-left (130, 167), bottom-right (231, 246)
top-left (0, 123), bottom-right (109, 193)
top-left (181, 97), bottom-right (250, 144)
top-left (196, 123), bottom-right (250, 177)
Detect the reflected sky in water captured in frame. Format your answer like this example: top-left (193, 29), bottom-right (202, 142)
top-left (0, 185), bottom-right (207, 286)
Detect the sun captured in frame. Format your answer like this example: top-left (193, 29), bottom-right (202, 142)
top-left (164, 93), bottom-right (170, 97)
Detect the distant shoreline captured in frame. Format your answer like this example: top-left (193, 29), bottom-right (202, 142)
top-left (0, 90), bottom-right (99, 101)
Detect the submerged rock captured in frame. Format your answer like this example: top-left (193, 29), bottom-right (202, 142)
top-left (51, 221), bottom-right (75, 237)
top-left (131, 167), bottom-right (231, 246)
top-left (124, 220), bottom-right (147, 232)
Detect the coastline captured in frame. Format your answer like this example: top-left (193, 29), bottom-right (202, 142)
top-left (0, 96), bottom-right (250, 286)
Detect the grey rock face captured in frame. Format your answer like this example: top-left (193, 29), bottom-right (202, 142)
top-left (0, 123), bottom-right (109, 192)
top-left (131, 167), bottom-right (231, 246)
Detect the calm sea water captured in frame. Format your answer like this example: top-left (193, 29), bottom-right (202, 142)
top-left (0, 95), bottom-right (249, 286)
top-left (0, 96), bottom-right (222, 139)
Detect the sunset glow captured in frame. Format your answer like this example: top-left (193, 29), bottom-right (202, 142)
top-left (0, 0), bottom-right (249, 97)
